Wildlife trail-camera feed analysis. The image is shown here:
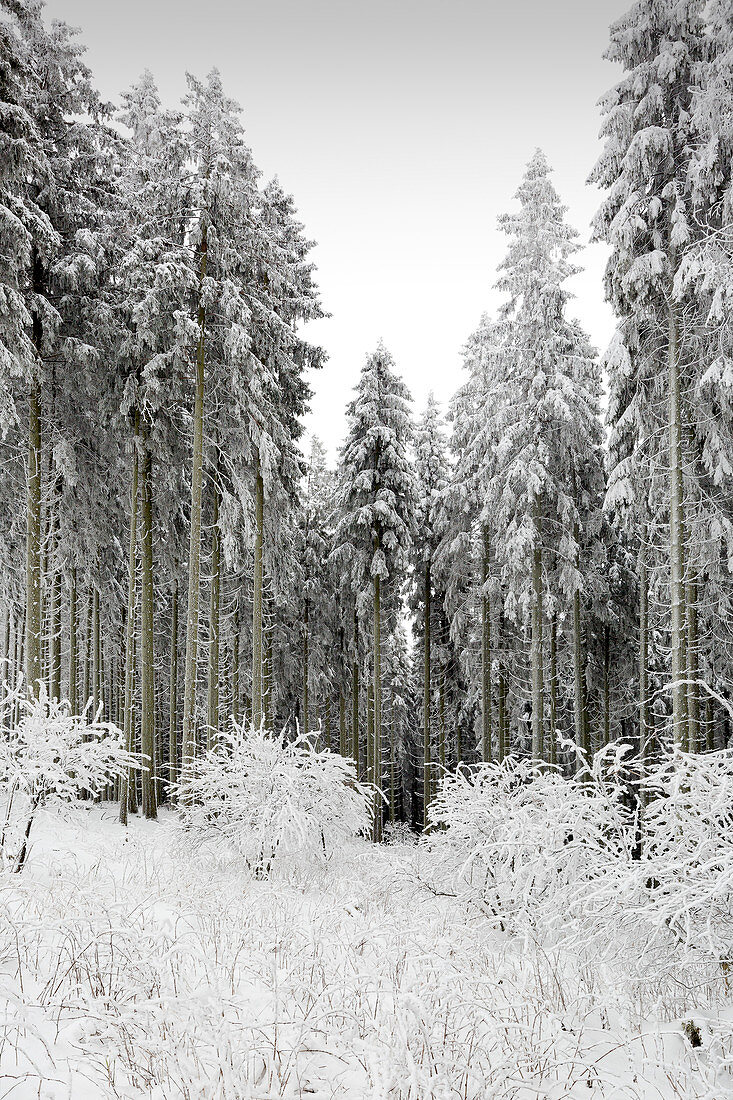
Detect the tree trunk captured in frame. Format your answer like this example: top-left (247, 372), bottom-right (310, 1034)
top-left (263, 596), bottom-right (273, 732)
top-left (14, 611), bottom-right (25, 726)
top-left (252, 456), bottom-right (264, 729)
top-left (83, 586), bottom-right (92, 710)
top-left (1, 610), bottom-right (9, 692)
top-left (69, 568), bottom-right (78, 714)
top-left (169, 580), bottom-right (179, 789)
top-left (573, 586), bottom-right (587, 769)
top-left (367, 679), bottom-right (374, 788)
top-left (686, 571), bottom-right (699, 752)
top-left (339, 690), bottom-right (346, 756)
top-left (603, 624), bottom-right (611, 747)
top-left (481, 527), bottom-right (492, 762)
top-left (351, 606), bottom-right (359, 772)
top-left (92, 587), bottom-right (100, 716)
top-left (389, 714), bottom-right (395, 825)
top-left (549, 614), bottom-right (557, 767)
top-left (496, 599), bottom-right (507, 762)
top-left (182, 223), bottom-right (207, 779)
top-left (373, 543), bottom-right (382, 843)
top-left (26, 382), bottom-right (42, 699)
top-left (639, 538), bottom-right (650, 778)
top-left (668, 296), bottom-right (688, 750)
top-left (231, 611), bottom-right (240, 724)
top-left (302, 596), bottom-right (309, 735)
top-left (49, 565), bottom-right (61, 701)
top-left (140, 428), bottom-right (157, 819)
top-left (207, 479), bottom-right (220, 748)
top-left (423, 559), bottom-right (431, 829)
top-left (498, 669), bottom-right (507, 762)
top-left (439, 677), bottom-right (446, 770)
top-left (705, 697), bottom-right (714, 752)
top-left (530, 503), bottom-right (544, 760)
top-left (120, 431), bottom-right (139, 826)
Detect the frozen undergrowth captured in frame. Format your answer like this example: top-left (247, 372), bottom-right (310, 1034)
top-left (0, 806), bottom-right (732, 1099)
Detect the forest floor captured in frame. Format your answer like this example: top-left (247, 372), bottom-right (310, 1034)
top-left (0, 806), bottom-right (732, 1099)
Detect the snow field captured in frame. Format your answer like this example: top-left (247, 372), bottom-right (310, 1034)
top-left (1, 806), bottom-right (733, 1099)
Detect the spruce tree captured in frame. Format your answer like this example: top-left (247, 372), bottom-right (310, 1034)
top-left (486, 150), bottom-right (604, 763)
top-left (412, 394), bottom-right (448, 824)
top-left (334, 343), bottom-right (417, 837)
top-left (591, 0), bottom-right (710, 748)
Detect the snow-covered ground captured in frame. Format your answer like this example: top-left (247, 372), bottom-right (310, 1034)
top-left (1, 806), bottom-right (732, 1099)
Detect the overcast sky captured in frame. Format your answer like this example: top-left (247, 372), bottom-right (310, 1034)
top-left (45, 0), bottom-right (627, 458)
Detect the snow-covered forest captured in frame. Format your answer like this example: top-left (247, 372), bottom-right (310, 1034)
top-left (2, 0), bottom-right (733, 1096)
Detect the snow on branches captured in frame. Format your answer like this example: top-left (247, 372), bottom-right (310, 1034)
top-left (176, 723), bottom-right (375, 876)
top-left (427, 747), bottom-right (635, 943)
top-left (0, 688), bottom-right (137, 873)
top-left (428, 744), bottom-right (733, 972)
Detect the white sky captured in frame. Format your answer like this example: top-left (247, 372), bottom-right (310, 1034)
top-left (45, 0), bottom-right (626, 458)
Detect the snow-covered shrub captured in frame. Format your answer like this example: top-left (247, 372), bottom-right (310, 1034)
top-left (176, 723), bottom-right (374, 875)
top-left (383, 820), bottom-right (418, 846)
top-left (0, 688), bottom-right (137, 872)
top-left (428, 745), bottom-right (637, 942)
top-left (638, 748), bottom-right (733, 964)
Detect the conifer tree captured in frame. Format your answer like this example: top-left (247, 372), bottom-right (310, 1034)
top-left (297, 437), bottom-right (338, 734)
top-left (412, 394), bottom-right (448, 824)
top-left (115, 71), bottom-right (193, 817)
top-left (591, 0), bottom-right (710, 748)
top-left (486, 151), bottom-right (604, 762)
top-left (334, 343), bottom-right (417, 835)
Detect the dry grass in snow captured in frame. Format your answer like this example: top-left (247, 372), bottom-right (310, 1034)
top-left (0, 805), bottom-right (732, 1098)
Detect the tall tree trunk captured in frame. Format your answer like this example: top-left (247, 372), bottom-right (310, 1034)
top-left (603, 624), bottom-right (611, 747)
top-left (351, 607), bottom-right (359, 773)
top-left (83, 586), bottom-right (92, 709)
top-left (339, 690), bottom-right (346, 756)
top-left (639, 537), bottom-right (650, 778)
top-left (68, 568), bottom-right (78, 713)
top-left (92, 587), bottom-right (100, 715)
top-left (263, 596), bottom-right (273, 732)
top-left (231, 610), bottom-right (240, 724)
top-left (705, 697), bottom-right (714, 752)
top-left (423, 559), bottom-right (431, 829)
top-left (668, 296), bottom-right (688, 750)
top-left (49, 563), bottom-right (61, 701)
top-left (1, 610), bottom-right (9, 690)
top-left (455, 698), bottom-right (462, 768)
top-left (182, 223), bottom-right (208, 779)
top-left (252, 455), bottom-right (264, 729)
top-left (439, 677), bottom-right (446, 770)
top-left (26, 382), bottom-right (42, 699)
top-left (302, 596), bottom-right (309, 734)
top-left (139, 429), bottom-right (157, 819)
top-left (549, 613), bottom-right (557, 767)
top-left (169, 580), bottom-right (179, 789)
top-left (498, 669), bottom-right (507, 763)
top-left (530, 503), bottom-right (544, 760)
top-left (120, 431), bottom-right (140, 825)
top-left (367, 679), bottom-right (374, 787)
top-left (686, 571), bottom-right (699, 752)
top-left (389, 713), bottom-right (395, 825)
top-left (496, 599), bottom-right (507, 762)
top-left (207, 479), bottom-right (220, 748)
top-left (573, 586), bottom-right (587, 769)
top-left (14, 611), bottom-right (25, 726)
top-left (373, 540), bottom-right (382, 843)
top-left (481, 527), bottom-right (492, 762)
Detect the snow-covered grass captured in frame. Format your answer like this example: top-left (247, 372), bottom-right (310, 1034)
top-left (2, 801), bottom-right (733, 1098)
